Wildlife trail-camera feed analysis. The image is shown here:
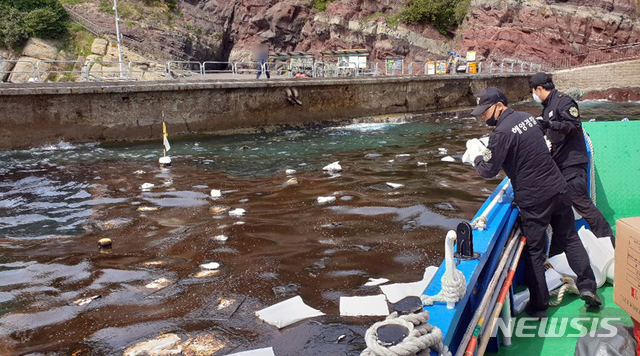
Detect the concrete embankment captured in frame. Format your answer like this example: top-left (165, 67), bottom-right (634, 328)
top-left (0, 74), bottom-right (531, 150)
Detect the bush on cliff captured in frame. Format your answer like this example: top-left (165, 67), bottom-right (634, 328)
top-left (400, 0), bottom-right (470, 35)
top-left (0, 0), bottom-right (68, 50)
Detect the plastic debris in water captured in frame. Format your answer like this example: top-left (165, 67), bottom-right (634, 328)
top-left (192, 270), bottom-right (220, 278)
top-left (141, 261), bottom-right (166, 267)
top-left (200, 262), bottom-right (221, 270)
top-left (339, 295), bottom-right (389, 316)
top-left (233, 221), bottom-right (245, 225)
top-left (140, 183), bottom-right (155, 190)
top-left (285, 169), bottom-right (296, 175)
top-left (285, 178), bottom-right (298, 186)
top-left (386, 182), bottom-right (404, 189)
top-left (97, 238), bottom-right (112, 249)
top-left (145, 277), bottom-right (172, 289)
top-left (396, 154), bottom-right (410, 157)
top-left (317, 196), bottom-right (336, 204)
top-left (380, 266), bottom-right (438, 303)
top-left (322, 161), bottom-right (342, 172)
top-left (441, 156), bottom-right (455, 162)
top-left (73, 295), bottom-right (101, 306)
top-left (364, 278), bottom-right (390, 287)
top-left (228, 347), bottom-right (276, 356)
top-left (256, 296), bottom-right (325, 329)
top-left (123, 333), bottom-right (181, 356)
top-left (213, 235), bottom-right (229, 242)
top-left (210, 189), bottom-right (222, 198)
top-left (229, 208), bottom-right (246, 217)
top-left (438, 148), bottom-right (448, 154)
top-left (137, 206), bottom-right (158, 212)
top-left (134, 170), bottom-right (145, 174)
top-left (417, 161), bottom-right (427, 166)
top-left (210, 206), bottom-right (229, 215)
top-left (217, 298), bottom-right (236, 310)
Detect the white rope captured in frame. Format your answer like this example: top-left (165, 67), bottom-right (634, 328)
top-left (360, 312), bottom-right (451, 356)
top-left (583, 127), bottom-right (597, 205)
top-left (421, 270), bottom-right (466, 307)
top-left (549, 277), bottom-right (580, 307)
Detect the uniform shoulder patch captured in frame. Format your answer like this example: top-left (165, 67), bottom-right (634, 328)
top-left (483, 149), bottom-right (492, 162)
top-left (569, 107), bottom-right (579, 117)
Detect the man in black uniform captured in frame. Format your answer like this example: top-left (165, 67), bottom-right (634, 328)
top-left (529, 72), bottom-right (614, 243)
top-left (466, 87), bottom-right (601, 317)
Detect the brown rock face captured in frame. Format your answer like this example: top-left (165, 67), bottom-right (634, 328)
top-left (581, 87), bottom-right (640, 102)
top-left (458, 0), bottom-right (640, 67)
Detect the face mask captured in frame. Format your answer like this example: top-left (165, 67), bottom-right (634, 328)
top-left (532, 91), bottom-right (542, 103)
top-left (486, 105), bottom-right (499, 126)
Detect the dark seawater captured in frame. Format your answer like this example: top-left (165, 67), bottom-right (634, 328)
top-left (0, 101), bottom-right (637, 355)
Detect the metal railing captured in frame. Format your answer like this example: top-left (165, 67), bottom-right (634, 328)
top-left (2, 57), bottom-right (551, 83)
top-left (1, 60), bottom-right (37, 82)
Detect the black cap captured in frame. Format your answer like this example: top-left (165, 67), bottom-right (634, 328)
top-left (471, 87), bottom-right (508, 116)
top-left (529, 72), bottom-right (553, 88)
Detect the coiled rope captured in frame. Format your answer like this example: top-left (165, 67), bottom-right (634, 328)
top-left (549, 277), bottom-right (580, 307)
top-left (421, 270), bottom-right (466, 307)
top-left (361, 311), bottom-right (451, 356)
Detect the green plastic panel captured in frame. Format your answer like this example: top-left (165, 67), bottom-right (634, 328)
top-left (583, 121), bottom-right (640, 233)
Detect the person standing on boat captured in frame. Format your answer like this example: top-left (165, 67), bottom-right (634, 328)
top-left (529, 72), bottom-right (614, 244)
top-left (464, 87), bottom-right (601, 318)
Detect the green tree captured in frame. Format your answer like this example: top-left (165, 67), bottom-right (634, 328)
top-left (23, 8), bottom-right (67, 38)
top-left (0, 7), bottom-right (28, 49)
top-left (400, 0), bottom-right (470, 35)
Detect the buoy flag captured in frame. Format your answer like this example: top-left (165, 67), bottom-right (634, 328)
top-left (162, 122), bottom-right (171, 152)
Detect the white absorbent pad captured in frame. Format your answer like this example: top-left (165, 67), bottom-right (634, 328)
top-left (380, 266), bottom-right (438, 303)
top-left (339, 294), bottom-right (389, 316)
top-left (256, 296), bottom-right (324, 329)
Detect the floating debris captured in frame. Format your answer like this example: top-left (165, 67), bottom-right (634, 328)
top-left (141, 183), bottom-right (155, 191)
top-left (123, 334), bottom-right (181, 356)
top-left (210, 189), bottom-right (222, 198)
top-left (272, 283), bottom-right (300, 298)
top-left (137, 206), bottom-right (158, 212)
top-left (339, 295), bottom-right (389, 316)
top-left (141, 261), bottom-right (166, 267)
top-left (386, 182), bottom-right (404, 189)
top-left (322, 161), bottom-right (342, 172)
top-left (238, 198), bottom-right (249, 203)
top-left (285, 169), bottom-right (297, 175)
top-left (182, 334), bottom-right (226, 355)
top-left (285, 177), bottom-right (299, 186)
top-left (256, 296), bottom-right (325, 329)
top-left (192, 270), bottom-right (220, 279)
top-left (145, 277), bottom-right (172, 289)
top-left (210, 206), bottom-right (229, 215)
top-left (396, 154), bottom-right (411, 157)
top-left (336, 335), bottom-right (346, 343)
top-left (365, 153), bottom-right (382, 158)
top-left (213, 235), bottom-right (229, 242)
top-left (317, 196), bottom-right (336, 204)
top-left (364, 278), bottom-right (390, 287)
top-left (340, 196), bottom-right (353, 201)
top-left (417, 161), bottom-right (427, 166)
top-left (380, 266), bottom-right (438, 303)
top-left (200, 262), bottom-right (220, 270)
top-left (217, 297), bottom-right (236, 310)
top-left (134, 170), bottom-right (145, 174)
top-left (233, 221), bottom-right (245, 225)
top-left (228, 347), bottom-right (276, 356)
top-left (438, 148), bottom-right (448, 154)
top-left (229, 208), bottom-right (246, 217)
top-left (441, 156), bottom-right (455, 162)
top-left (321, 222), bottom-right (342, 229)
top-left (97, 238), bottom-right (112, 249)
top-left (73, 295), bottom-right (101, 306)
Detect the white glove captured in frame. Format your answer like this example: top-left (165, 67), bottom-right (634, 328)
top-left (544, 135), bottom-right (552, 151)
top-left (462, 138), bottom-right (485, 166)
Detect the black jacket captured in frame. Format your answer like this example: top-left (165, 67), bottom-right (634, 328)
top-left (474, 108), bottom-right (567, 208)
top-left (541, 89), bottom-right (589, 171)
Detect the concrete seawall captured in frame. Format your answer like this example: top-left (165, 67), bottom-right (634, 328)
top-left (0, 74), bottom-right (531, 150)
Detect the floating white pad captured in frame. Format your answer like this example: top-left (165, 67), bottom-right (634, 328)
top-left (386, 182), bottom-right (404, 189)
top-left (339, 295), bottom-right (389, 316)
top-left (285, 169), bottom-right (296, 175)
top-left (256, 296), bottom-right (324, 329)
top-left (441, 156), bottom-right (455, 162)
top-left (380, 266), bottom-right (438, 303)
top-left (229, 208), bottom-right (246, 217)
top-left (317, 196), bottom-right (336, 204)
top-left (323, 161), bottom-right (342, 172)
top-left (228, 347), bottom-right (276, 356)
top-left (364, 278), bottom-right (390, 287)
top-left (200, 262), bottom-right (220, 270)
top-left (210, 189), bottom-right (222, 198)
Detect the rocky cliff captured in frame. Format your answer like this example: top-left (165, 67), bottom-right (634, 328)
top-left (458, 0), bottom-right (640, 65)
